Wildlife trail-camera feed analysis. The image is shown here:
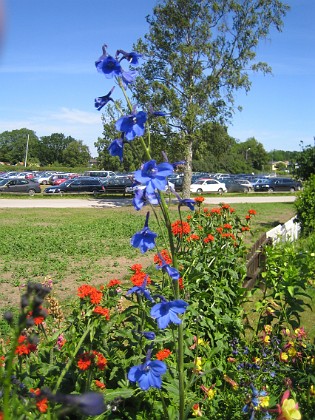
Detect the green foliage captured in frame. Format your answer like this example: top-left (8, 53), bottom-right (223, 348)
top-left (293, 145), bottom-right (315, 180)
top-left (133, 0), bottom-right (289, 195)
top-left (250, 239), bottom-right (314, 334)
top-left (295, 174), bottom-right (315, 236)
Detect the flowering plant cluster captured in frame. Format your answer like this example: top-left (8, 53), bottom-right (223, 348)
top-left (1, 45), bottom-right (315, 419)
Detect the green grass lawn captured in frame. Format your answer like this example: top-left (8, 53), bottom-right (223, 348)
top-left (0, 202), bottom-right (295, 305)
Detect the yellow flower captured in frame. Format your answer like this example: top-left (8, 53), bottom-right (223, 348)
top-left (259, 395), bottom-right (270, 408)
top-left (264, 324), bottom-right (273, 334)
top-left (197, 338), bottom-right (206, 346)
top-left (280, 352), bottom-right (289, 362)
top-left (281, 398), bottom-right (301, 420)
top-left (288, 346), bottom-right (297, 357)
top-left (253, 357), bottom-right (261, 364)
top-left (263, 335), bottom-right (270, 344)
top-left (194, 357), bottom-right (203, 372)
top-left (310, 385), bottom-right (315, 396)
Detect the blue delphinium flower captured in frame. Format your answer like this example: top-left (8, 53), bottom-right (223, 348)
top-left (156, 253), bottom-right (180, 281)
top-left (141, 331), bottom-right (156, 340)
top-left (132, 187), bottom-right (159, 211)
top-left (47, 391), bottom-right (106, 416)
top-left (242, 384), bottom-right (268, 419)
top-left (130, 212), bottom-right (157, 253)
top-left (134, 160), bottom-right (174, 194)
top-left (94, 87), bottom-right (115, 111)
top-left (108, 138), bottom-right (124, 161)
top-left (151, 298), bottom-right (188, 329)
top-left (116, 50), bottom-right (142, 66)
top-left (126, 276), bottom-right (153, 302)
top-left (128, 357), bottom-right (167, 390)
top-left (121, 70), bottom-right (138, 88)
top-left (178, 198), bottom-right (195, 211)
top-left (115, 110), bottom-right (147, 141)
top-left (96, 53), bottom-right (122, 78)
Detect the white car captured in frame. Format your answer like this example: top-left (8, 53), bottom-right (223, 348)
top-left (190, 178), bottom-right (227, 194)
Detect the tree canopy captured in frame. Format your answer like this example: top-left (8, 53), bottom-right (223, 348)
top-left (132, 0), bottom-right (289, 196)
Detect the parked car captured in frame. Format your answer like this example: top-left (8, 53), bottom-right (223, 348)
top-left (0, 178), bottom-right (41, 196)
top-left (234, 179), bottom-right (253, 191)
top-left (224, 179), bottom-right (250, 193)
top-left (44, 177), bottom-right (105, 195)
top-left (101, 176), bottom-right (133, 195)
top-left (167, 176), bottom-right (183, 192)
top-left (190, 178), bottom-right (227, 194)
top-left (253, 177), bottom-right (302, 192)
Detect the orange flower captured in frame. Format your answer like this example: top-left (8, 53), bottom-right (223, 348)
top-left (204, 234), bottom-right (215, 243)
top-left (93, 351), bottom-right (108, 370)
top-left (245, 215), bottom-right (251, 220)
top-left (154, 249), bottom-right (172, 265)
top-left (36, 398), bottom-right (48, 413)
top-left (241, 226), bottom-right (250, 232)
top-left (171, 220), bottom-right (191, 236)
top-left (187, 234), bottom-right (200, 242)
top-left (248, 209), bottom-right (257, 215)
top-left (223, 223), bottom-right (233, 229)
top-left (179, 277), bottom-right (184, 289)
top-left (130, 271), bottom-right (151, 286)
top-left (0, 355), bottom-right (5, 367)
top-left (221, 203), bottom-right (230, 210)
top-left (78, 285), bottom-right (102, 305)
top-left (77, 353), bottom-right (92, 370)
top-left (229, 207), bottom-right (235, 213)
top-left (194, 196), bottom-right (204, 203)
top-left (107, 279), bottom-right (121, 288)
top-left (211, 207), bottom-right (221, 214)
top-left (130, 263), bottom-right (143, 273)
top-left (15, 344), bottom-right (31, 356)
top-left (156, 349), bottom-right (172, 360)
top-left (95, 379), bottom-right (106, 389)
top-left (93, 306), bottom-right (110, 320)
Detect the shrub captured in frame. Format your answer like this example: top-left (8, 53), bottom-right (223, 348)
top-left (295, 174), bottom-right (315, 236)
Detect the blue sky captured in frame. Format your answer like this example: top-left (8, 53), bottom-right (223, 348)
top-left (0, 0), bottom-right (314, 156)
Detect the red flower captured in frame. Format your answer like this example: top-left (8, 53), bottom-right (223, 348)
top-left (15, 344), bottom-right (31, 356)
top-left (171, 220), bottom-right (191, 236)
top-left (78, 285), bottom-right (102, 305)
top-left (187, 234), bottom-right (200, 242)
top-left (107, 279), bottom-right (121, 288)
top-left (154, 249), bottom-right (172, 265)
top-left (211, 207), bottom-right (221, 214)
top-left (221, 203), bottom-right (230, 210)
top-left (223, 223), bottom-right (233, 229)
top-left (248, 209), bottom-right (257, 215)
top-left (77, 353), bottom-right (93, 370)
top-left (93, 306), bottom-right (109, 321)
top-left (36, 398), bottom-right (48, 413)
top-left (93, 306), bottom-right (110, 320)
top-left (130, 270), bottom-right (151, 286)
top-left (179, 277), bottom-right (184, 289)
top-left (194, 196), bottom-right (204, 203)
top-left (241, 226), bottom-right (250, 232)
top-left (229, 207), bottom-right (235, 213)
top-left (130, 263), bottom-right (143, 272)
top-left (0, 355), bottom-right (5, 367)
top-left (204, 234), bottom-right (215, 243)
top-left (95, 379), bottom-right (106, 389)
top-left (93, 351), bottom-right (108, 370)
top-left (245, 215), bottom-right (251, 220)
top-left (156, 348), bottom-right (172, 360)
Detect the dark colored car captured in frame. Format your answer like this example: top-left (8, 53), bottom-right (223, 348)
top-left (44, 177), bottom-right (105, 195)
top-left (0, 178), bottom-right (41, 196)
top-left (253, 177), bottom-right (302, 193)
top-left (167, 176), bottom-right (184, 192)
top-left (224, 179), bottom-right (250, 193)
top-left (101, 176), bottom-right (133, 195)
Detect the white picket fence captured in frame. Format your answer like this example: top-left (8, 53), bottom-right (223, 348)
top-left (266, 216), bottom-right (301, 244)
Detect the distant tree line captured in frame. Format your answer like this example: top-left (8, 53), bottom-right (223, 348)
top-left (0, 128), bottom-right (91, 167)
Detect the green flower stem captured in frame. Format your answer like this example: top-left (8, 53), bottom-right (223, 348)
top-left (53, 319), bottom-right (92, 393)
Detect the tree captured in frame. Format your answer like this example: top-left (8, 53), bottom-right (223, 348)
top-left (0, 129), bottom-right (40, 165)
top-left (134, 0), bottom-right (289, 196)
top-left (38, 133), bottom-right (76, 165)
top-left (293, 145), bottom-right (315, 180)
top-left (62, 140), bottom-right (91, 167)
